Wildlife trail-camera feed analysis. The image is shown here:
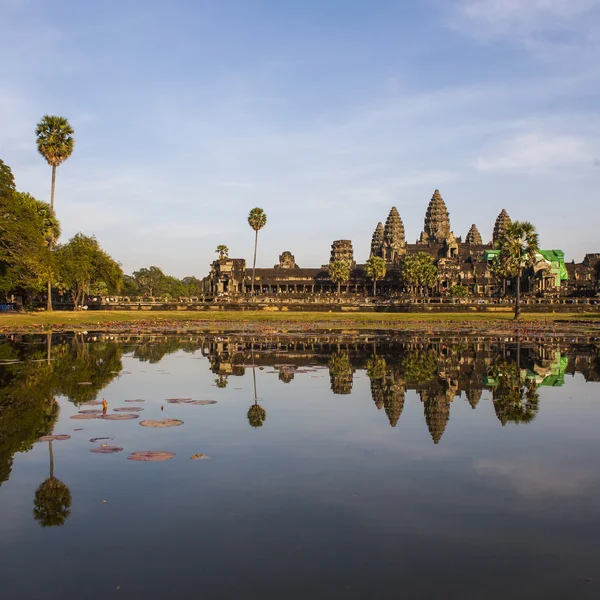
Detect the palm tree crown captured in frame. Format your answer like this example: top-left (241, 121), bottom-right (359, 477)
top-left (35, 116), bottom-right (75, 168)
top-left (248, 208), bottom-right (267, 232)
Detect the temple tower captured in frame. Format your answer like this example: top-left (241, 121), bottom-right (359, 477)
top-left (420, 389), bottom-right (451, 444)
top-left (382, 207), bottom-right (406, 263)
top-left (493, 209), bottom-right (511, 245)
top-left (330, 240), bottom-right (354, 265)
top-left (420, 190), bottom-right (452, 244)
top-left (370, 222), bottom-right (384, 258)
top-left (465, 224), bottom-right (483, 245)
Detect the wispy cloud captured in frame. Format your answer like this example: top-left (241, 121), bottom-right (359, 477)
top-left (474, 131), bottom-right (595, 173)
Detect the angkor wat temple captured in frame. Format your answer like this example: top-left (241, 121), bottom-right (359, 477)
top-left (204, 189), bottom-right (599, 297)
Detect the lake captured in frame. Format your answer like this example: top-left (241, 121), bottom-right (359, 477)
top-left (0, 332), bottom-right (598, 599)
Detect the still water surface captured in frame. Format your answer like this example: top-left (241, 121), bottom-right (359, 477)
top-left (0, 334), bottom-right (599, 599)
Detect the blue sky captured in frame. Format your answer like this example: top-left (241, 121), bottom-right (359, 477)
top-left (1, 0), bottom-right (598, 277)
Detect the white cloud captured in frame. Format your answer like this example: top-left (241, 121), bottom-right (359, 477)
top-left (474, 132), bottom-right (595, 173)
top-left (475, 457), bottom-right (596, 498)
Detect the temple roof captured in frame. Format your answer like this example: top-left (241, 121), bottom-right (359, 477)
top-left (421, 189), bottom-right (451, 243)
top-left (465, 224), bottom-right (483, 245)
top-left (492, 209), bottom-right (511, 244)
top-left (383, 207), bottom-right (405, 245)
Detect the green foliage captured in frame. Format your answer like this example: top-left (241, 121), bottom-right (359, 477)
top-left (216, 245), bottom-right (229, 259)
top-left (366, 355), bottom-right (387, 380)
top-left (328, 351), bottom-right (355, 394)
top-left (365, 256), bottom-right (386, 295)
top-left (399, 252), bottom-right (438, 293)
top-left (448, 285), bottom-right (468, 298)
top-left (56, 233), bottom-right (123, 307)
top-left (35, 116), bottom-right (75, 168)
top-left (401, 349), bottom-right (438, 382)
top-left (0, 159), bottom-right (16, 198)
top-left (121, 274), bottom-right (139, 296)
top-left (247, 402), bottom-right (266, 427)
top-left (0, 183), bottom-right (56, 299)
top-left (181, 276), bottom-right (204, 296)
top-left (133, 266), bottom-right (166, 297)
top-left (329, 260), bottom-right (352, 295)
top-left (495, 221), bottom-right (539, 277)
top-left (490, 358), bottom-right (539, 425)
top-left (33, 475), bottom-right (72, 527)
top-left (247, 208), bottom-right (267, 232)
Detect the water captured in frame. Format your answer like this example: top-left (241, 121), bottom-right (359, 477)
top-left (0, 333), bottom-right (599, 599)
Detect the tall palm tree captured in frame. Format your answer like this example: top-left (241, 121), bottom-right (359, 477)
top-left (215, 245), bottom-right (229, 260)
top-left (35, 115), bottom-right (75, 311)
top-left (329, 260), bottom-right (351, 297)
top-left (33, 439), bottom-right (72, 527)
top-left (496, 221), bottom-right (539, 319)
top-left (247, 349), bottom-right (266, 426)
top-left (247, 208), bottom-right (267, 295)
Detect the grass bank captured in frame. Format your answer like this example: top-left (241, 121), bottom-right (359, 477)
top-left (1, 310), bottom-right (599, 334)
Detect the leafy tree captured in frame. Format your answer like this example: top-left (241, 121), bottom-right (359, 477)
top-left (56, 233), bottom-right (123, 308)
top-left (329, 260), bottom-right (352, 296)
top-left (247, 401), bottom-right (267, 427)
top-left (328, 351), bottom-right (355, 394)
top-left (448, 285), bottom-right (468, 298)
top-left (494, 221), bottom-right (539, 319)
top-left (490, 358), bottom-right (539, 425)
top-left (399, 252), bottom-right (438, 295)
top-left (182, 276), bottom-right (204, 296)
top-left (163, 275), bottom-right (186, 299)
top-left (216, 245), bottom-right (229, 260)
top-left (0, 183), bottom-right (56, 302)
top-left (33, 440), bottom-right (72, 527)
top-left (247, 208), bottom-right (267, 294)
top-left (366, 355), bottom-right (387, 380)
top-left (0, 158), bottom-right (16, 198)
top-left (365, 256), bottom-right (386, 296)
top-left (132, 266), bottom-right (166, 297)
top-left (401, 349), bottom-right (438, 382)
top-left (121, 274), bottom-right (139, 296)
top-left (35, 115), bottom-right (75, 311)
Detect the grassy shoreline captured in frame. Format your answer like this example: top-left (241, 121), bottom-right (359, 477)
top-left (1, 310), bottom-right (599, 334)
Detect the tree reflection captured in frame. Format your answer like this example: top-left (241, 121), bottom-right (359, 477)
top-left (33, 439), bottom-right (72, 527)
top-left (247, 350), bottom-right (266, 427)
top-left (491, 358), bottom-right (540, 425)
top-left (329, 351), bottom-right (355, 395)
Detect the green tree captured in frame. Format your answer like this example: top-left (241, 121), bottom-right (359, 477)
top-left (0, 181), bottom-right (57, 302)
top-left (247, 208), bottom-right (267, 294)
top-left (33, 440), bottom-right (72, 527)
top-left (35, 115), bottom-right (75, 311)
top-left (132, 266), bottom-right (166, 297)
top-left (399, 252), bottom-right (438, 295)
top-left (448, 284), bottom-right (468, 298)
top-left (121, 274), bottom-right (139, 296)
top-left (0, 159), bottom-right (16, 198)
top-left (329, 260), bottom-right (352, 296)
top-left (490, 358), bottom-right (539, 425)
top-left (182, 276), bottom-right (204, 296)
top-left (56, 233), bottom-right (123, 308)
top-left (216, 245), bottom-right (229, 260)
top-left (494, 221), bottom-right (539, 319)
top-left (365, 256), bottom-right (386, 296)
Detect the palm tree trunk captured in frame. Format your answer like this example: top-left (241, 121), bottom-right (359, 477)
top-left (337, 282), bottom-right (341, 297)
top-left (46, 167), bottom-right (57, 312)
top-left (50, 165), bottom-right (56, 211)
top-left (514, 269), bottom-right (521, 320)
top-left (46, 331), bottom-right (51, 365)
top-left (373, 279), bottom-right (376, 296)
top-left (252, 349), bottom-right (257, 401)
top-left (251, 230), bottom-right (258, 295)
top-left (49, 440), bottom-right (54, 479)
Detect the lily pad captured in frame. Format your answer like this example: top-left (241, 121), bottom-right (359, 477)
top-left (89, 437), bottom-right (114, 443)
top-left (113, 407), bottom-right (144, 412)
top-left (79, 409), bottom-right (102, 414)
top-left (91, 446), bottom-right (123, 454)
top-left (102, 414), bottom-right (139, 420)
top-left (139, 419), bottom-right (184, 428)
top-left (190, 453), bottom-right (210, 460)
top-left (166, 399), bottom-right (216, 405)
top-left (124, 399), bottom-right (145, 403)
top-left (165, 398), bottom-right (192, 403)
top-left (38, 434), bottom-right (71, 442)
top-left (71, 414), bottom-right (100, 420)
top-left (81, 401), bottom-right (103, 406)
top-left (127, 451), bottom-right (175, 462)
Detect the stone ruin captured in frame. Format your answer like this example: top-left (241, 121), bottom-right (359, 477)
top-left (275, 251), bottom-right (299, 269)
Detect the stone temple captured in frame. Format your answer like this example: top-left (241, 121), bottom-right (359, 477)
top-left (205, 189), bottom-right (596, 297)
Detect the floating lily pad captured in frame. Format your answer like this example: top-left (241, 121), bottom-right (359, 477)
top-left (38, 434), bottom-right (71, 442)
top-left (113, 407), bottom-right (144, 412)
top-left (81, 401), bottom-right (103, 406)
top-left (91, 446), bottom-right (123, 454)
top-left (73, 428), bottom-right (84, 431)
top-left (102, 414), bottom-right (139, 420)
top-left (79, 409), bottom-right (102, 414)
top-left (166, 399), bottom-right (216, 405)
top-left (89, 437), bottom-right (114, 443)
top-left (71, 414), bottom-right (99, 420)
top-left (124, 399), bottom-right (145, 403)
top-left (127, 451), bottom-right (175, 462)
top-left (53, 434), bottom-right (71, 441)
top-left (139, 419), bottom-right (184, 428)
top-left (190, 453), bottom-right (210, 460)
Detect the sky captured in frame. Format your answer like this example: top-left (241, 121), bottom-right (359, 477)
top-left (1, 0), bottom-right (598, 277)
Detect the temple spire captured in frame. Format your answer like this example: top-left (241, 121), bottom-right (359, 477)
top-left (382, 207), bottom-right (406, 263)
top-left (420, 189), bottom-right (452, 243)
top-left (493, 209), bottom-right (511, 245)
top-left (465, 224), bottom-right (483, 245)
top-left (370, 222), bottom-right (384, 258)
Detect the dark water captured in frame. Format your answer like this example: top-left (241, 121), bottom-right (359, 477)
top-left (0, 333), bottom-right (599, 600)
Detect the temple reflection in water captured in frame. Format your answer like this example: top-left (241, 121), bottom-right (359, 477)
top-left (0, 333), bottom-right (598, 489)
